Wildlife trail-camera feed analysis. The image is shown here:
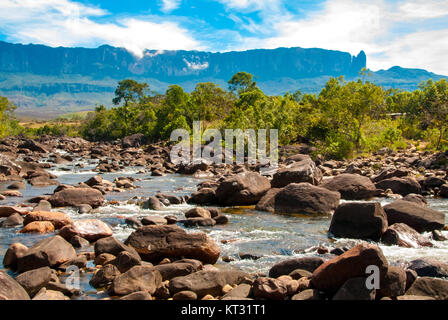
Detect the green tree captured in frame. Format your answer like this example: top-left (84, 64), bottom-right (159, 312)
top-left (228, 72), bottom-right (257, 95)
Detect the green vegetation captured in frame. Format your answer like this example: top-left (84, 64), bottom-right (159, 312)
top-left (1, 73), bottom-right (447, 159)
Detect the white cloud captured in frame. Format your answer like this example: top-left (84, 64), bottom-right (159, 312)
top-left (160, 0), bottom-right (182, 13)
top-left (0, 0), bottom-right (201, 57)
top-left (183, 58), bottom-right (209, 70)
top-left (397, 0), bottom-right (448, 19)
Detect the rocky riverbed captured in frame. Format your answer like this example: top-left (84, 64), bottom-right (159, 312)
top-left (0, 134), bottom-right (447, 300)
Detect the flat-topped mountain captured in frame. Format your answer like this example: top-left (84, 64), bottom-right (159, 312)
top-left (0, 41), bottom-right (445, 118)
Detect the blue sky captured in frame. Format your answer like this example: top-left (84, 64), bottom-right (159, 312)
top-left (0, 0), bottom-right (447, 74)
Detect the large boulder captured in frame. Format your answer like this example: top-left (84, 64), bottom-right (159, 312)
top-left (17, 235), bottom-right (77, 273)
top-left (311, 243), bottom-right (388, 293)
top-left (0, 270), bottom-right (30, 300)
top-left (15, 267), bottom-right (53, 297)
top-left (329, 202), bottom-right (388, 241)
top-left (383, 200), bottom-right (445, 232)
top-left (375, 177), bottom-right (422, 196)
top-left (125, 225), bottom-right (220, 264)
top-left (20, 221), bottom-right (55, 234)
top-left (215, 172), bottom-right (271, 205)
top-left (258, 183), bottom-right (340, 215)
top-left (3, 243), bottom-right (28, 269)
top-left (269, 257), bottom-right (325, 278)
top-left (49, 187), bottom-right (104, 208)
top-left (407, 259), bottom-right (448, 278)
top-left (188, 188), bottom-right (217, 205)
top-left (90, 264), bottom-right (121, 288)
top-left (23, 211), bottom-right (72, 229)
top-left (377, 266), bottom-right (407, 298)
top-left (169, 270), bottom-right (247, 297)
top-left (271, 159), bottom-right (322, 188)
top-left (154, 262), bottom-right (200, 281)
top-left (321, 174), bottom-right (379, 200)
top-left (58, 219), bottom-right (113, 242)
top-left (0, 206), bottom-right (28, 218)
top-left (110, 265), bottom-right (162, 296)
top-left (381, 223), bottom-right (433, 248)
top-left (405, 277), bottom-right (448, 300)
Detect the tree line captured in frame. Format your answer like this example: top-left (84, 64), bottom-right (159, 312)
top-left (1, 71), bottom-right (447, 159)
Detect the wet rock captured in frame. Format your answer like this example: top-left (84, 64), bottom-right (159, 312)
top-left (85, 175), bottom-right (103, 187)
top-left (90, 264), bottom-right (121, 288)
top-left (122, 133), bottom-right (146, 148)
top-left (15, 266), bottom-right (52, 297)
top-left (142, 196), bottom-right (163, 210)
top-left (173, 290), bottom-right (198, 300)
top-left (261, 183), bottom-right (340, 215)
top-left (269, 257), bottom-right (325, 278)
top-left (20, 221), bottom-right (55, 234)
top-left (213, 215), bottom-right (229, 225)
top-left (188, 188), bottom-right (217, 205)
top-left (2, 190), bottom-right (22, 197)
top-left (3, 243), bottom-right (28, 269)
top-left (381, 223), bottom-right (433, 248)
top-left (402, 194), bottom-right (428, 207)
top-left (252, 277), bottom-right (288, 300)
top-left (439, 184), bottom-right (448, 198)
top-left (371, 168), bottom-right (409, 183)
top-left (169, 270), bottom-right (247, 298)
top-left (8, 181), bottom-right (26, 190)
top-left (33, 200), bottom-right (52, 212)
top-left (125, 225), bottom-right (220, 265)
top-left (332, 277), bottom-right (376, 300)
top-left (110, 265), bottom-right (162, 296)
top-left (125, 217), bottom-right (143, 229)
top-left (185, 207), bottom-right (211, 219)
top-left (377, 266), bottom-right (407, 298)
top-left (271, 159), bottom-right (322, 188)
top-left (183, 217), bottom-right (217, 227)
top-left (107, 251), bottom-right (141, 273)
top-left (0, 270), bottom-right (30, 300)
top-left (407, 259), bottom-right (448, 278)
top-left (75, 204), bottom-right (92, 214)
top-left (311, 243), bottom-right (388, 293)
top-left (58, 219), bottom-right (113, 242)
top-left (375, 177), bottom-right (422, 196)
top-left (405, 277), bottom-right (448, 300)
top-left (18, 139), bottom-right (48, 153)
top-left (0, 212), bottom-right (24, 227)
top-left (17, 235), bottom-right (77, 273)
top-left (29, 176), bottom-right (59, 187)
top-left (405, 269), bottom-right (418, 291)
top-left (329, 202), bottom-right (388, 241)
top-left (49, 187), bottom-right (104, 208)
top-left (321, 174), bottom-right (379, 200)
top-left (422, 176), bottom-right (446, 190)
top-left (383, 200), bottom-right (445, 232)
top-left (432, 230), bottom-right (448, 241)
top-left (141, 216), bottom-right (168, 226)
top-left (24, 210), bottom-right (72, 229)
top-left (215, 172), bottom-right (271, 206)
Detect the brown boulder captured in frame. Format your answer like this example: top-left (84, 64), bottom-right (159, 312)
top-left (17, 235), bottom-right (77, 273)
top-left (125, 225), bottom-right (220, 264)
top-left (375, 177), bottom-right (422, 196)
top-left (215, 172), bottom-right (271, 205)
top-left (321, 174), bottom-right (379, 200)
top-left (0, 270), bottom-right (30, 300)
top-left (271, 159), bottom-right (322, 188)
top-left (405, 277), bottom-right (448, 300)
top-left (383, 200), bottom-right (445, 232)
top-left (58, 219), bottom-right (113, 242)
top-left (49, 187), bottom-right (104, 208)
top-left (15, 266), bottom-right (53, 297)
top-left (23, 210), bottom-right (72, 229)
top-left (269, 257), bottom-right (325, 278)
top-left (20, 221), bottom-right (55, 234)
top-left (381, 223), bottom-right (433, 248)
top-left (332, 277), bottom-right (376, 300)
top-left (311, 243), bottom-right (388, 292)
top-left (252, 277), bottom-right (288, 300)
top-left (110, 265), bottom-right (162, 296)
top-left (329, 202), bottom-right (388, 241)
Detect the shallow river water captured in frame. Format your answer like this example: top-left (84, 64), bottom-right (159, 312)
top-left (1, 154), bottom-right (447, 299)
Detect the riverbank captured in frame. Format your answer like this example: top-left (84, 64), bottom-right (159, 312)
top-left (0, 135), bottom-right (447, 300)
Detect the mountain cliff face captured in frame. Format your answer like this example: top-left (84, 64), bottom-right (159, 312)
top-left (0, 41), bottom-right (366, 80)
top-left (0, 41), bottom-right (444, 118)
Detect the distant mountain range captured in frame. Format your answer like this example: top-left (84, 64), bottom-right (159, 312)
top-left (0, 41), bottom-right (445, 119)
